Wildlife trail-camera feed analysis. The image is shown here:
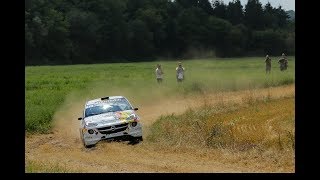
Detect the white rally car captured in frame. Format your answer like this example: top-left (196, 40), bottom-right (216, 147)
top-left (78, 96), bottom-right (143, 148)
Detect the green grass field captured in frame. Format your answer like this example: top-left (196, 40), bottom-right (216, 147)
top-left (25, 57), bottom-right (295, 133)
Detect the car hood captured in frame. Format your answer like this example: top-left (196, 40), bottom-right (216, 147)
top-left (83, 110), bottom-right (139, 128)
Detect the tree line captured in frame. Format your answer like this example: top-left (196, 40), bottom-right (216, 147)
top-left (25, 0), bottom-right (295, 65)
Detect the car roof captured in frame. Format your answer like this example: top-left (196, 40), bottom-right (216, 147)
top-left (85, 96), bottom-right (125, 106)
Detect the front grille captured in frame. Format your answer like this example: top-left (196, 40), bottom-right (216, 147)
top-left (97, 123), bottom-right (128, 135)
top-left (99, 127), bottom-right (127, 135)
top-left (98, 126), bottom-right (111, 131)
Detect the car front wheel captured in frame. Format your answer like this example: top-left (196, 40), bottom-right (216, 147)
top-left (79, 129), bottom-right (90, 148)
top-left (133, 136), bottom-right (143, 142)
top-left (137, 136), bottom-right (143, 141)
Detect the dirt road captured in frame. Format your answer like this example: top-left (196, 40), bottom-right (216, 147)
top-left (25, 85), bottom-right (295, 173)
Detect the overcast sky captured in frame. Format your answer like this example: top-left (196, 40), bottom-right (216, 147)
top-left (220, 0), bottom-right (295, 11)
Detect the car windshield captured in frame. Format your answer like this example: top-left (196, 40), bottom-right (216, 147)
top-left (85, 98), bottom-right (133, 118)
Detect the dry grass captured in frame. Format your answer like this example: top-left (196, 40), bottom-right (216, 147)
top-left (148, 97), bottom-right (294, 150)
top-left (147, 96), bottom-right (295, 172)
top-left (25, 159), bottom-right (80, 173)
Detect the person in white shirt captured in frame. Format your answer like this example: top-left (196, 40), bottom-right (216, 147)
top-left (155, 64), bottom-right (164, 83)
top-left (176, 62), bottom-right (185, 82)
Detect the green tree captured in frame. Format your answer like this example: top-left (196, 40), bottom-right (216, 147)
top-left (26, 0), bottom-right (72, 64)
top-left (176, 7), bottom-right (209, 53)
top-left (274, 6), bottom-right (289, 28)
top-left (136, 7), bottom-right (165, 47)
top-left (198, 0), bottom-right (214, 15)
top-left (206, 16), bottom-right (232, 57)
top-left (226, 0), bottom-right (244, 25)
top-left (225, 24), bottom-right (248, 56)
top-left (250, 29), bottom-right (286, 55)
top-left (66, 8), bottom-right (101, 63)
top-left (98, 0), bottom-right (129, 60)
top-left (263, 2), bottom-right (277, 29)
top-left (24, 0), bottom-right (295, 64)
top-left (43, 8), bottom-right (72, 63)
top-left (212, 0), bottom-right (227, 19)
top-left (128, 19), bottom-right (154, 59)
top-left (244, 0), bottom-right (264, 30)
top-left (176, 0), bottom-right (198, 8)
top-left (285, 32), bottom-right (295, 55)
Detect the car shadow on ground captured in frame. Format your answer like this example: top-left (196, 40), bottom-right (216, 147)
top-left (82, 136), bottom-right (143, 150)
top-left (107, 136), bottom-right (142, 145)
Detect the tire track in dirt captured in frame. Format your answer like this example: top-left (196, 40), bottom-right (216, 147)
top-left (25, 84), bottom-right (294, 172)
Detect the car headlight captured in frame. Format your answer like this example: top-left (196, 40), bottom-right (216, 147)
top-left (126, 114), bottom-right (138, 121)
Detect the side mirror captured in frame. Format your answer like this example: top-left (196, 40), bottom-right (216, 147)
top-left (133, 107), bottom-right (138, 111)
top-left (78, 117), bottom-right (83, 120)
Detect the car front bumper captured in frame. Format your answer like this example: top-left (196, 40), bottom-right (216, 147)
top-left (81, 122), bottom-right (142, 146)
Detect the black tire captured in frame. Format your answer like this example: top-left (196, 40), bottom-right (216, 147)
top-left (84, 144), bottom-right (95, 148)
top-left (80, 130), bottom-right (93, 148)
top-left (128, 136), bottom-right (143, 144)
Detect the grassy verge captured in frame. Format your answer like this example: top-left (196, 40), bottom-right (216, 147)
top-left (147, 97), bottom-right (295, 152)
top-left (25, 160), bottom-right (80, 173)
